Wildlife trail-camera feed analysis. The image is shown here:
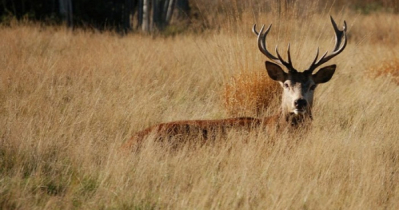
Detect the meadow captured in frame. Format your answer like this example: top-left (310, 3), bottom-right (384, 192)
top-left (0, 4), bottom-right (399, 209)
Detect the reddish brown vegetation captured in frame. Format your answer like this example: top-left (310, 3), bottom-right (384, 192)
top-left (369, 59), bottom-right (399, 85)
top-left (222, 70), bottom-right (280, 117)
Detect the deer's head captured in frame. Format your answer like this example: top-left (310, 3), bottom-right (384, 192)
top-left (253, 16), bottom-right (347, 121)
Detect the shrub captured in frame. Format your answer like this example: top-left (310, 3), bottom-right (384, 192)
top-left (222, 70), bottom-right (281, 117)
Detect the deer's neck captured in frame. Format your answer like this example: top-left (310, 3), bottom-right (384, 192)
top-left (280, 109), bottom-right (313, 128)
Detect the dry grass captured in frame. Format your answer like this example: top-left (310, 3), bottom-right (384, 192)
top-left (368, 59), bottom-right (399, 85)
top-left (223, 70), bottom-right (280, 117)
top-left (0, 7), bottom-right (399, 210)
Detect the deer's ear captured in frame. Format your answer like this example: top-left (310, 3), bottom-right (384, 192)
top-left (265, 61), bottom-right (287, 82)
top-left (313, 64), bottom-right (336, 84)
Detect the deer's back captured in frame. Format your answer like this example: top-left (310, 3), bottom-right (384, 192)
top-left (123, 117), bottom-right (265, 150)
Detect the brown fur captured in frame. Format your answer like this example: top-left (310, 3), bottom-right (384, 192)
top-left (122, 113), bottom-right (306, 151)
top-left (123, 117), bottom-right (261, 150)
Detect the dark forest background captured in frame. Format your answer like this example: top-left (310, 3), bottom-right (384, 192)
top-left (0, 0), bottom-right (398, 33)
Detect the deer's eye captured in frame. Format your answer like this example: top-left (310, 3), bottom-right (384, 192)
top-left (310, 85), bottom-right (317, 90)
top-left (284, 83), bottom-right (289, 88)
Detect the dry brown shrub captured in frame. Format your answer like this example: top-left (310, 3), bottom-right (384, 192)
top-left (368, 59), bottom-right (399, 85)
top-left (222, 70), bottom-right (281, 117)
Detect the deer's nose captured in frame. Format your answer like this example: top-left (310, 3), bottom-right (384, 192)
top-left (294, 99), bottom-right (307, 109)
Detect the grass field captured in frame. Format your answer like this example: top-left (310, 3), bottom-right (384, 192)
top-left (1, 5), bottom-right (399, 209)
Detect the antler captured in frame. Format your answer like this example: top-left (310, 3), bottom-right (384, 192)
top-left (253, 24), bottom-right (296, 73)
top-left (305, 16), bottom-right (347, 74)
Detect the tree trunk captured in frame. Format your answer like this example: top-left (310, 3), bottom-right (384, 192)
top-left (123, 0), bottom-right (132, 32)
top-left (152, 0), bottom-right (158, 30)
top-left (137, 0), bottom-right (186, 33)
top-left (137, 0), bottom-right (143, 29)
top-left (142, 0), bottom-right (149, 32)
top-left (152, 0), bottom-right (166, 30)
top-left (59, 0), bottom-right (73, 28)
top-left (165, 0), bottom-right (175, 24)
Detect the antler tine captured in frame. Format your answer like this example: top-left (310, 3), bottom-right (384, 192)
top-left (252, 24), bottom-right (259, 36)
top-left (254, 24), bottom-right (279, 61)
top-left (315, 50), bottom-right (328, 65)
top-left (253, 24), bottom-right (296, 72)
top-left (308, 47), bottom-right (319, 69)
top-left (275, 44), bottom-right (296, 72)
top-left (306, 16), bottom-right (347, 74)
top-left (287, 44), bottom-right (293, 66)
top-left (287, 44), bottom-right (295, 72)
top-left (330, 16), bottom-right (347, 51)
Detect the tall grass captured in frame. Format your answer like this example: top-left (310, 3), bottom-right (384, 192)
top-left (0, 4), bottom-right (398, 209)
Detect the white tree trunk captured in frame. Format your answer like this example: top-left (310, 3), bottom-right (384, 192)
top-left (165, 0), bottom-right (175, 24)
top-left (142, 0), bottom-right (149, 32)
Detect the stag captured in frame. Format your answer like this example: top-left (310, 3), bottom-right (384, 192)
top-left (124, 16), bottom-right (347, 150)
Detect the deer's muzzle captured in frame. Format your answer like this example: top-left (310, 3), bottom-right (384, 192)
top-left (293, 99), bottom-right (308, 114)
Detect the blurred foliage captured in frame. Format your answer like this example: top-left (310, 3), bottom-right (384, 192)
top-left (0, 0), bottom-right (398, 31)
top-left (0, 0), bottom-right (128, 30)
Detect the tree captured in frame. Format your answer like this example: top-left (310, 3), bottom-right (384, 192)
top-left (59, 0), bottom-right (73, 28)
top-left (0, 0), bottom-right (191, 33)
top-left (136, 0), bottom-right (189, 32)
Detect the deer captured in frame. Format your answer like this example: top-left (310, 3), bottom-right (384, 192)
top-left (123, 16), bottom-right (347, 150)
